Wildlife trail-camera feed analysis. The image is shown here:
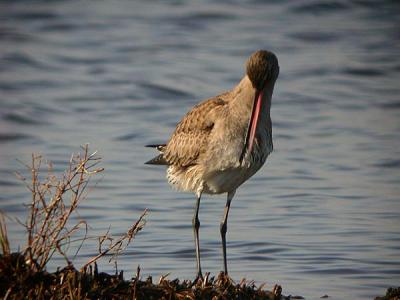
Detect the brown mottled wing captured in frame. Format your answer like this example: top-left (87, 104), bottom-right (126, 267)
top-left (164, 94), bottom-right (228, 167)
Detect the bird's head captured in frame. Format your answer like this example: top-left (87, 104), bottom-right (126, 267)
top-left (246, 50), bottom-right (279, 91)
top-left (240, 50), bottom-right (279, 163)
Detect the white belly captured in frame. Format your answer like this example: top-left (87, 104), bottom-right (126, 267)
top-left (166, 131), bottom-right (272, 195)
top-left (166, 160), bottom-right (264, 195)
top-left (202, 161), bottom-right (264, 194)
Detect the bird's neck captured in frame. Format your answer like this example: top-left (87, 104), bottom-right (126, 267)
top-left (230, 75), bottom-right (273, 119)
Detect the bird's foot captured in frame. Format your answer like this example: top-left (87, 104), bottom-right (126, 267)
top-left (216, 271), bottom-right (233, 285)
top-left (272, 284), bottom-right (282, 300)
top-left (190, 272), bottom-right (204, 287)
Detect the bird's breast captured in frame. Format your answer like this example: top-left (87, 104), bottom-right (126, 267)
top-left (201, 129), bottom-right (272, 194)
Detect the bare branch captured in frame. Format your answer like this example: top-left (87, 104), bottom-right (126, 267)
top-left (16, 145), bottom-right (104, 271)
top-left (81, 209), bottom-right (147, 271)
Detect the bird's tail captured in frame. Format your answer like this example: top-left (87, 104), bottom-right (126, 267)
top-left (145, 144), bottom-right (168, 165)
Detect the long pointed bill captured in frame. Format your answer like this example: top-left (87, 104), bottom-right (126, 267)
top-left (239, 90), bottom-right (263, 163)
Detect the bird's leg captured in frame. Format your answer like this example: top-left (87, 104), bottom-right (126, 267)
top-left (220, 190), bottom-right (235, 275)
top-left (192, 192), bottom-right (203, 281)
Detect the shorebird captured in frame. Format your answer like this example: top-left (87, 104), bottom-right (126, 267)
top-left (146, 50), bottom-right (279, 279)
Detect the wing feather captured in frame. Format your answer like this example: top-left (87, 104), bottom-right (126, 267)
top-left (164, 94), bottom-right (228, 167)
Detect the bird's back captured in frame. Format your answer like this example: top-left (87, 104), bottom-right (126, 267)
top-left (146, 92), bottom-right (232, 193)
top-left (164, 94), bottom-right (229, 167)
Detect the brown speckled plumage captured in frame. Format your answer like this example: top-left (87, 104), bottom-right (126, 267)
top-left (164, 95), bottom-right (227, 167)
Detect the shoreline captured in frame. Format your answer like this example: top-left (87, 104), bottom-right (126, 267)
top-left (1, 252), bottom-right (286, 299)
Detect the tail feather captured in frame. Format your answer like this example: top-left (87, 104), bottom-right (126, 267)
top-left (145, 154), bottom-right (168, 165)
top-left (145, 143), bottom-right (168, 165)
top-left (145, 144), bottom-right (166, 151)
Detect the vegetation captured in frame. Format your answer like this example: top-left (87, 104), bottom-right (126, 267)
top-left (374, 288), bottom-right (400, 300)
top-left (0, 145), bottom-right (286, 299)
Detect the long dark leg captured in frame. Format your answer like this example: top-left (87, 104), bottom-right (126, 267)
top-left (193, 192), bottom-right (202, 279)
top-left (220, 190), bottom-right (235, 275)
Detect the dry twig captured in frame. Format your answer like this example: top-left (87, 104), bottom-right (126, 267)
top-left (81, 209), bottom-right (147, 271)
top-left (18, 145), bottom-right (104, 271)
top-left (0, 211), bottom-right (11, 256)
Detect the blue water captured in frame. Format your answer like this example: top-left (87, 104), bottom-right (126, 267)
top-left (1, 1), bottom-right (399, 299)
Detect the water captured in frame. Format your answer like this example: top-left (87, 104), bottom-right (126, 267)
top-left (1, 1), bottom-right (399, 299)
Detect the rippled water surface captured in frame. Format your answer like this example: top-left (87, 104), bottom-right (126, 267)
top-left (1, 1), bottom-right (399, 299)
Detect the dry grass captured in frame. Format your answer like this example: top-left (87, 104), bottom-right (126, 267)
top-left (374, 287), bottom-right (400, 300)
top-left (0, 257), bottom-right (283, 300)
top-left (0, 212), bottom-right (10, 257)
